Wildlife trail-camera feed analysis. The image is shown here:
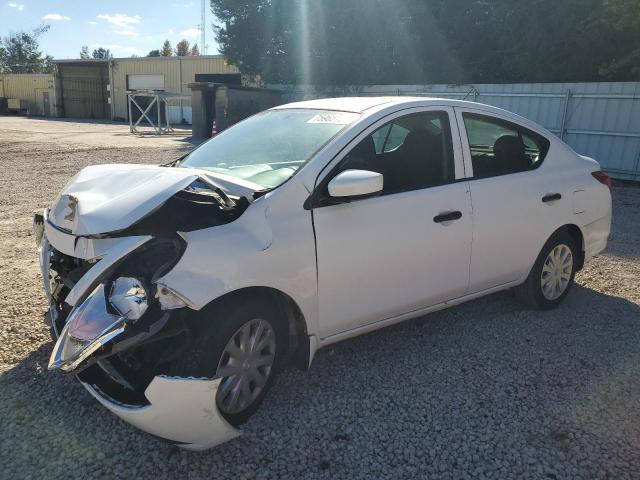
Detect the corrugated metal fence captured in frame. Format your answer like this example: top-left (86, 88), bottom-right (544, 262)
top-left (270, 82), bottom-right (640, 181)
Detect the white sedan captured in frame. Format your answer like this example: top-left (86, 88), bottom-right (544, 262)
top-left (35, 97), bottom-right (612, 449)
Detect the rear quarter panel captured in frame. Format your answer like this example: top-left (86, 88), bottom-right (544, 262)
top-left (564, 153), bottom-right (612, 259)
top-left (521, 142), bottom-right (611, 268)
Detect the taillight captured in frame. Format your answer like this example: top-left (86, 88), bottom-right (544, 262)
top-left (591, 171), bottom-right (612, 190)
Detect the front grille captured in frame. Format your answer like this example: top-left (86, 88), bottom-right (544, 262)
top-left (47, 247), bottom-right (96, 334)
top-left (77, 327), bottom-right (189, 407)
top-left (78, 358), bottom-right (152, 406)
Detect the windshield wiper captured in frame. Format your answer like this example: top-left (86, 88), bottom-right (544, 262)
top-left (183, 178), bottom-right (238, 210)
top-left (161, 154), bottom-right (187, 168)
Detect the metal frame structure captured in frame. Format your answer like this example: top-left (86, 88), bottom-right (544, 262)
top-left (127, 91), bottom-right (191, 135)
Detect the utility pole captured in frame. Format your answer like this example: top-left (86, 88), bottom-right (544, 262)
top-left (201, 0), bottom-right (206, 54)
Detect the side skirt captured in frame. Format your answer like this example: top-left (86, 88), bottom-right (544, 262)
top-left (317, 280), bottom-right (523, 348)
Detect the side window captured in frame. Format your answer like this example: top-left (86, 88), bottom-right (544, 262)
top-left (383, 124), bottom-right (410, 152)
top-left (340, 111), bottom-right (455, 194)
top-left (370, 124), bottom-right (391, 154)
top-left (462, 113), bottom-right (550, 179)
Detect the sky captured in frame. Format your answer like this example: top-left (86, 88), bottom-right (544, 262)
top-left (0, 0), bottom-right (221, 59)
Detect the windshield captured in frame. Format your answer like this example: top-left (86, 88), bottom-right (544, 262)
top-left (180, 109), bottom-right (361, 189)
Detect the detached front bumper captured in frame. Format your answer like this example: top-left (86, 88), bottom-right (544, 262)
top-left (84, 376), bottom-right (240, 450)
top-left (34, 210), bottom-right (242, 450)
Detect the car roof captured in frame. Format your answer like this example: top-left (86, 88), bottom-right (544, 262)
top-left (272, 96), bottom-right (553, 137)
top-left (272, 96), bottom-right (427, 113)
top-left (272, 96), bottom-right (508, 114)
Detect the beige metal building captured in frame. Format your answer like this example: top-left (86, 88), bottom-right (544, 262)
top-left (1, 56), bottom-right (239, 122)
top-left (55, 55), bottom-right (240, 122)
top-left (0, 74), bottom-right (56, 116)
top-left (111, 55), bottom-right (239, 121)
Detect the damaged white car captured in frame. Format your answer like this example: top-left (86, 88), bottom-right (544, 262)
top-left (35, 97), bottom-right (612, 449)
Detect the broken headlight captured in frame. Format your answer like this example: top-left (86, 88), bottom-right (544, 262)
top-left (109, 277), bottom-right (148, 320)
top-left (49, 284), bottom-right (126, 372)
top-left (48, 278), bottom-right (151, 372)
top-left (48, 239), bottom-right (185, 373)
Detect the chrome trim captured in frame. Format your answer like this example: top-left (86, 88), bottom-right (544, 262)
top-left (48, 284), bottom-right (126, 372)
top-left (58, 326), bottom-right (125, 373)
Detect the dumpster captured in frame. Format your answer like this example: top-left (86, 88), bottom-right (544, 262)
top-left (189, 83), bottom-right (283, 139)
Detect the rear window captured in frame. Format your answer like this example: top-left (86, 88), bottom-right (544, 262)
top-left (462, 113), bottom-right (550, 179)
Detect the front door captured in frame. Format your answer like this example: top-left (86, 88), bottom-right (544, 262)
top-left (313, 108), bottom-right (473, 338)
top-left (42, 91), bottom-right (50, 117)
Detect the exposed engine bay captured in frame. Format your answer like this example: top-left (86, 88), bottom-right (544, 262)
top-left (39, 170), bottom-right (253, 373)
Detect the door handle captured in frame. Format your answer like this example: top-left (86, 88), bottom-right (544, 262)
top-left (433, 211), bottom-right (462, 223)
top-left (542, 193), bottom-right (562, 203)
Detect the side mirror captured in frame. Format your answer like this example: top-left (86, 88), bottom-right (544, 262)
top-left (327, 170), bottom-right (383, 198)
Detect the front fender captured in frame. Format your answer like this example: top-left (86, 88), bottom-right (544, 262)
top-left (156, 190), bottom-right (318, 329)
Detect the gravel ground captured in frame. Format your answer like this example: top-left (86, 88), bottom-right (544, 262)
top-left (1, 119), bottom-right (640, 479)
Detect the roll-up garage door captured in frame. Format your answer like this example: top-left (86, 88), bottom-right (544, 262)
top-left (59, 64), bottom-right (109, 119)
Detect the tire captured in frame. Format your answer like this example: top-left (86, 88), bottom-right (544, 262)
top-left (514, 230), bottom-right (577, 310)
top-left (169, 293), bottom-right (287, 426)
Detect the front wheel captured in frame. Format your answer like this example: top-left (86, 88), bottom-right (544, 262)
top-left (215, 317), bottom-right (277, 418)
top-left (514, 230), bottom-right (577, 310)
top-left (169, 295), bottom-right (286, 426)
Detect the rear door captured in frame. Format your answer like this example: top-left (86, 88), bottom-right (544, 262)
top-left (455, 108), bottom-right (568, 293)
top-left (313, 107), bottom-right (473, 338)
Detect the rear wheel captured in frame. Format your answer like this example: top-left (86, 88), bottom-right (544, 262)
top-left (514, 230), bottom-right (577, 310)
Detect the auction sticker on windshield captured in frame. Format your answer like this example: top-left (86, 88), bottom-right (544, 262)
top-left (307, 112), bottom-right (358, 124)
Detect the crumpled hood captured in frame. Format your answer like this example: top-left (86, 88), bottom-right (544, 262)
top-left (48, 164), bottom-right (261, 236)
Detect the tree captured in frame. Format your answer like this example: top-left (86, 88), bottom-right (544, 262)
top-left (189, 43), bottom-right (200, 56)
top-left (80, 45), bottom-right (90, 59)
top-left (147, 49), bottom-right (161, 57)
top-left (160, 40), bottom-right (173, 56)
top-left (210, 0), bottom-right (640, 84)
top-left (42, 54), bottom-right (55, 74)
top-left (92, 47), bottom-right (112, 59)
top-left (210, 0), bottom-right (466, 84)
top-left (175, 39), bottom-right (190, 56)
top-left (586, 0), bottom-right (640, 80)
top-left (0, 24), bottom-right (53, 74)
